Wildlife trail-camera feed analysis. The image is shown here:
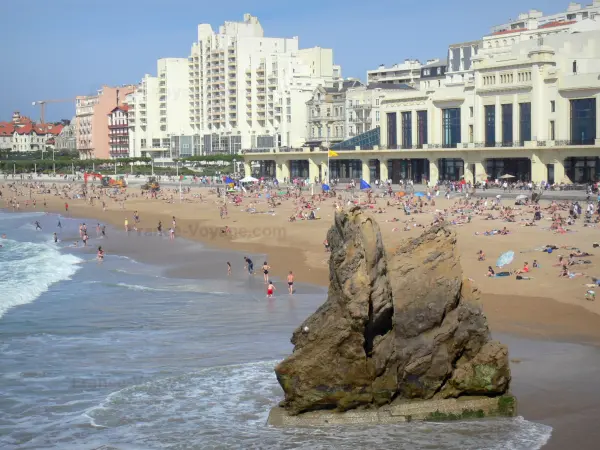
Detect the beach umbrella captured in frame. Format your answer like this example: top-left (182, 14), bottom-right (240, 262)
top-left (240, 176), bottom-right (258, 183)
top-left (224, 176), bottom-right (234, 184)
top-left (321, 183), bottom-right (331, 192)
top-left (360, 179), bottom-right (371, 190)
top-left (516, 194), bottom-right (528, 200)
top-left (414, 192), bottom-right (426, 197)
top-left (396, 191), bottom-right (406, 198)
top-left (499, 174), bottom-right (515, 179)
top-left (496, 250), bottom-right (515, 268)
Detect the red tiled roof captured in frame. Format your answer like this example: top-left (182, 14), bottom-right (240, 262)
top-left (13, 123), bottom-right (63, 136)
top-left (0, 124), bottom-right (15, 136)
top-left (539, 20), bottom-right (577, 29)
top-left (15, 124), bottom-right (33, 135)
top-left (108, 105), bottom-right (130, 115)
top-left (492, 28), bottom-right (527, 35)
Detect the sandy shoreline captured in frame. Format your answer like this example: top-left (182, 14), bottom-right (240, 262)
top-left (5, 180), bottom-right (600, 342)
top-left (4, 190), bottom-right (600, 449)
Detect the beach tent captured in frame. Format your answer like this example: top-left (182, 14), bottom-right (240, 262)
top-left (240, 176), bottom-right (258, 183)
top-left (360, 179), bottom-right (371, 190)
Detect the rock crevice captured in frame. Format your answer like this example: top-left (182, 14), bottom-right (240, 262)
top-left (275, 207), bottom-right (511, 415)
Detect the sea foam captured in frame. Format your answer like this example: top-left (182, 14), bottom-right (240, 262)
top-left (0, 239), bottom-right (82, 319)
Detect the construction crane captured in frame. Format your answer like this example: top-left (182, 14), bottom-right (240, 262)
top-left (31, 98), bottom-right (74, 124)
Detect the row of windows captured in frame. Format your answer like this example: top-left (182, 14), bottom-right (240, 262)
top-left (386, 98), bottom-right (596, 148)
top-left (483, 71), bottom-right (531, 86)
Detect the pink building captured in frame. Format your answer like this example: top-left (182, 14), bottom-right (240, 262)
top-left (75, 85), bottom-right (135, 159)
top-left (107, 105), bottom-right (130, 158)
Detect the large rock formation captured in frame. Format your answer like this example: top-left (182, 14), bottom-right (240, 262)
top-left (274, 207), bottom-right (512, 417)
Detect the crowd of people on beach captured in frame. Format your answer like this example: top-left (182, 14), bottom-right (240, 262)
top-left (2, 174), bottom-right (600, 302)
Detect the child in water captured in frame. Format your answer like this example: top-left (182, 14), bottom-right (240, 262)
top-left (267, 281), bottom-right (276, 298)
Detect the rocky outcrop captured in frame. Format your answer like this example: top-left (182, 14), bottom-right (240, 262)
top-left (274, 207), bottom-right (512, 416)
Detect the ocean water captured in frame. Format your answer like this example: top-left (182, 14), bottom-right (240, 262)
top-left (0, 210), bottom-right (553, 449)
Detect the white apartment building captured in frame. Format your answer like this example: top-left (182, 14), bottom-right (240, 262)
top-left (75, 95), bottom-right (98, 157)
top-left (188, 13), bottom-right (341, 154)
top-left (377, 24), bottom-right (600, 184)
top-left (366, 59), bottom-right (422, 86)
top-left (485, 1), bottom-right (600, 50)
top-left (127, 58), bottom-right (194, 162)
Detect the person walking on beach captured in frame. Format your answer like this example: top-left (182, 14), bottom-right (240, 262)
top-left (244, 256), bottom-right (254, 275)
top-left (172, 216), bottom-right (176, 230)
top-left (262, 261), bottom-right (271, 284)
top-left (64, 202), bottom-right (69, 214)
top-left (227, 261), bottom-right (232, 276)
top-left (287, 271), bottom-right (294, 294)
top-left (267, 281), bottom-right (276, 298)
top-left (124, 218), bottom-right (129, 233)
top-left (169, 227), bottom-right (175, 240)
top-left (157, 221), bottom-right (163, 236)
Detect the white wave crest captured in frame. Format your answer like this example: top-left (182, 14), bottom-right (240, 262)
top-left (82, 360), bottom-right (553, 449)
top-left (0, 239), bottom-right (82, 319)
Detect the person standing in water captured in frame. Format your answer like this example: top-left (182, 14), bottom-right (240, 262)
top-left (53, 232), bottom-right (58, 243)
top-left (262, 261), bottom-right (271, 284)
top-left (34, 221), bottom-right (42, 231)
top-left (267, 281), bottom-right (276, 298)
top-left (287, 271), bottom-right (294, 294)
top-left (97, 246), bottom-right (104, 263)
top-left (227, 261), bottom-right (232, 276)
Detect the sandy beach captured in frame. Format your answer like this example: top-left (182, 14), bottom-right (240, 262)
top-left (4, 178), bottom-right (600, 343)
top-left (3, 178), bottom-right (600, 449)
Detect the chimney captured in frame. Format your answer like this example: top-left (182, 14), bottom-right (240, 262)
top-left (116, 88), bottom-right (120, 106)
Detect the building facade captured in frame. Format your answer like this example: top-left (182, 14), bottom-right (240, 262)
top-left (243, 23), bottom-right (600, 185)
top-left (75, 85), bottom-right (135, 159)
top-left (188, 14), bottom-right (341, 154)
top-left (366, 59), bottom-right (422, 86)
top-left (54, 118), bottom-right (77, 152)
top-left (107, 105), bottom-right (130, 158)
top-left (126, 58), bottom-right (193, 162)
top-left (306, 80), bottom-right (362, 147)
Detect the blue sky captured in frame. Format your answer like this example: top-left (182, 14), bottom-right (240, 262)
top-left (0, 0), bottom-right (569, 122)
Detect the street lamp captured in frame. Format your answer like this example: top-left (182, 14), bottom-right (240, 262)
top-left (233, 158), bottom-right (237, 175)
